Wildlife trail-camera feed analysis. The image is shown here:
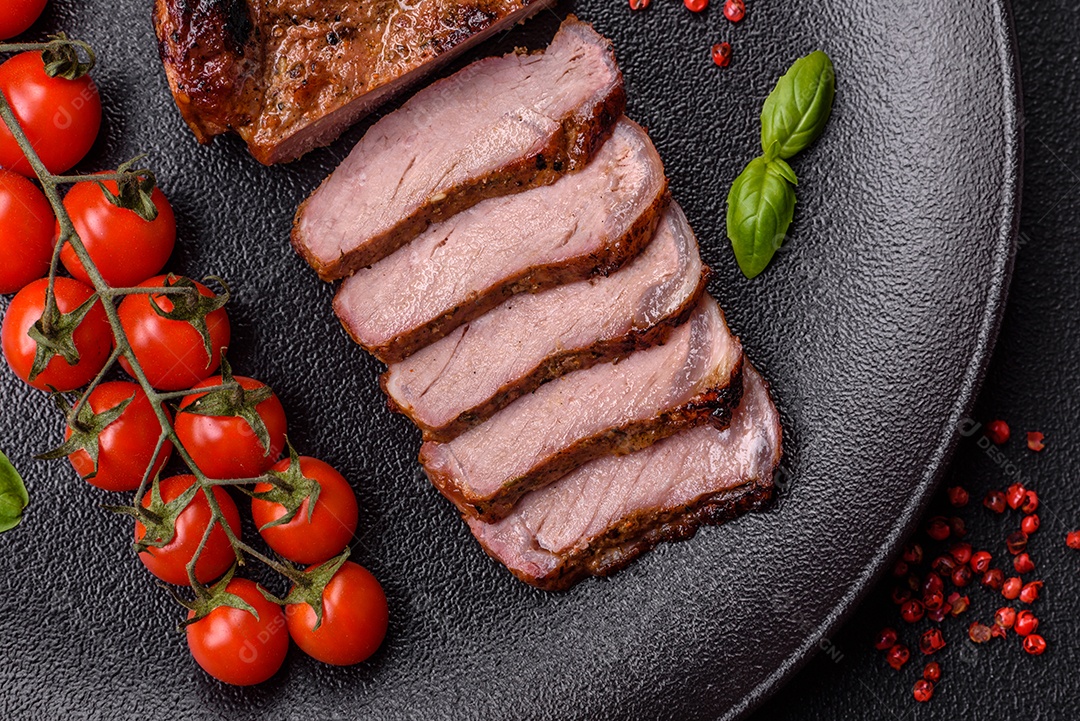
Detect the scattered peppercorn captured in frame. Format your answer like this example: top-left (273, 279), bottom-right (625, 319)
top-left (947, 592), bottom-right (969, 616)
top-left (1014, 610), bottom-right (1038, 636)
top-left (892, 586), bottom-right (912, 605)
top-left (984, 490), bottom-right (1006, 514)
top-left (1027, 431), bottom-right (1045, 452)
top-left (711, 42), bottom-right (732, 67)
top-left (922, 572), bottom-right (944, 596)
top-left (949, 542), bottom-right (973, 565)
top-left (1022, 634), bottom-right (1046, 655)
top-left (1013, 553), bottom-right (1035, 574)
top-left (923, 661), bottom-right (941, 682)
top-left (886, 643), bottom-right (911, 670)
top-left (1006, 531), bottom-right (1029, 555)
top-left (951, 566), bottom-right (973, 588)
top-left (990, 623), bottom-right (1008, 639)
top-left (1002, 576), bottom-right (1022, 600)
top-left (629, 0), bottom-right (651, 9)
top-left (948, 516), bottom-right (967, 538)
top-left (994, 607), bottom-right (1016, 629)
top-left (873, 627), bottom-right (898, 651)
top-left (932, 554), bottom-right (959, 575)
top-left (1067, 530), bottom-right (1080, 550)
top-left (901, 599), bottom-right (926, 624)
top-left (902, 543), bottom-right (923, 565)
top-left (1005, 483), bottom-right (1026, 510)
top-left (685, 0), bottom-right (708, 11)
top-left (927, 607), bottom-right (948, 623)
top-left (947, 486), bottom-right (969, 507)
top-left (970, 551), bottom-right (992, 574)
top-left (981, 568), bottom-right (1005, 590)
top-left (919, 628), bottom-right (946, 655)
top-left (892, 559), bottom-right (909, 577)
top-left (913, 679), bottom-right (934, 702)
top-left (1022, 514), bottom-right (1040, 535)
top-left (968, 622), bottom-right (992, 643)
top-left (926, 516), bottom-right (951, 541)
top-left (985, 419), bottom-right (1010, 444)
top-left (1019, 580), bottom-right (1042, 604)
top-left (723, 0), bottom-right (745, 22)
top-left (1021, 490), bottom-right (1039, 514)
top-left (923, 590), bottom-right (945, 611)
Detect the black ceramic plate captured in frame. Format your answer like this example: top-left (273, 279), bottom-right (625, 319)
top-left (0, 0), bottom-right (1020, 719)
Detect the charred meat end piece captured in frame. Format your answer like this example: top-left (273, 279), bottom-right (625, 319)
top-left (467, 364), bottom-right (781, 591)
top-left (421, 295), bottom-right (744, 522)
top-left (334, 117), bottom-right (668, 363)
top-left (292, 15), bottom-right (626, 278)
top-left (154, 0), bottom-right (562, 166)
top-left (382, 202), bottom-right (708, 441)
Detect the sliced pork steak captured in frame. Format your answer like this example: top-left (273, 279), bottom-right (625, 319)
top-left (334, 118), bottom-right (668, 363)
top-left (466, 364), bottom-right (780, 591)
top-left (421, 295), bottom-right (743, 522)
top-left (382, 202), bottom-right (708, 442)
top-left (154, 0), bottom-right (560, 167)
top-left (292, 16), bottom-right (626, 279)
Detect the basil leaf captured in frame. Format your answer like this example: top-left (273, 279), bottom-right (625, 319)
top-left (761, 50), bottom-right (836, 159)
top-left (0, 450), bottom-right (28, 533)
top-left (727, 156), bottom-right (797, 279)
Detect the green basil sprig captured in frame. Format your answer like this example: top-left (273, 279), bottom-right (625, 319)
top-left (0, 450), bottom-right (28, 533)
top-left (728, 50), bottom-right (836, 278)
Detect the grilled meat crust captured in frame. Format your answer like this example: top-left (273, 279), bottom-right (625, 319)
top-left (381, 266), bottom-right (710, 442)
top-left (153, 0), bottom-right (556, 165)
top-left (340, 188), bottom-right (670, 364)
top-left (503, 470), bottom-right (775, 591)
top-left (424, 354), bottom-right (744, 522)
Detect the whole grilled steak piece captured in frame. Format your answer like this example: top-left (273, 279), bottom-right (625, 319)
top-left (466, 364), bottom-right (780, 591)
top-left (154, 0), bottom-right (564, 168)
top-left (290, 16), bottom-right (626, 279)
top-left (421, 295), bottom-right (743, 522)
top-left (382, 202), bottom-right (708, 442)
top-left (334, 118), bottom-right (668, 364)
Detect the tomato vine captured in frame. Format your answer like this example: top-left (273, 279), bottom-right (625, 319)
top-left (0, 36), bottom-right (338, 609)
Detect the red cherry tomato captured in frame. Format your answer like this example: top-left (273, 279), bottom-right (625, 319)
top-left (0, 51), bottom-right (101, 175)
top-left (1, 277), bottom-right (112, 391)
top-left (0, 0), bottom-right (48, 40)
top-left (117, 275), bottom-right (230, 391)
top-left (252, 457), bottom-right (358, 564)
top-left (64, 381), bottom-right (173, 492)
top-left (135, 474), bottom-right (242, 586)
top-left (59, 176), bottom-right (176, 287)
top-left (186, 578), bottom-right (288, 686)
top-left (175, 376), bottom-right (287, 480)
top-left (0, 170), bottom-right (54, 293)
top-left (286, 561), bottom-right (388, 666)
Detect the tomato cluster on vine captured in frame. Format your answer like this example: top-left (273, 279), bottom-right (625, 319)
top-left (0, 18), bottom-right (387, 687)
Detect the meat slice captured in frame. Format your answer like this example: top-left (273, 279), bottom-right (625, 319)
top-left (291, 16), bottom-right (626, 279)
top-left (382, 202), bottom-right (708, 442)
top-left (154, 0), bottom-right (562, 167)
top-left (466, 364), bottom-right (780, 591)
top-left (421, 295), bottom-right (744, 522)
top-left (334, 118), bottom-right (668, 363)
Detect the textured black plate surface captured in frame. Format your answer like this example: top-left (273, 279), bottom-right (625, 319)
top-left (0, 1), bottom-right (1020, 719)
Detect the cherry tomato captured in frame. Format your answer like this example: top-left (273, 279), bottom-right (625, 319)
top-left (252, 457), bottom-right (358, 564)
top-left (65, 381), bottom-right (173, 492)
top-left (0, 0), bottom-right (48, 40)
top-left (186, 578), bottom-right (288, 686)
top-left (117, 275), bottom-right (230, 391)
top-left (286, 561), bottom-right (388, 666)
top-left (0, 170), bottom-right (53, 293)
top-left (59, 176), bottom-right (176, 287)
top-left (1, 277), bottom-right (112, 391)
top-left (0, 51), bottom-right (101, 176)
top-left (175, 376), bottom-right (287, 480)
top-left (135, 474), bottom-right (242, 586)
